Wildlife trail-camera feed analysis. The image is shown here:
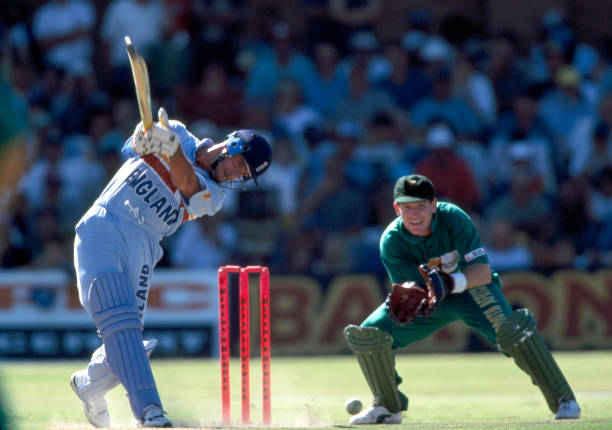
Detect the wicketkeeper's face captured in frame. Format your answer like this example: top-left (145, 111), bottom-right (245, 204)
top-left (394, 199), bottom-right (437, 237)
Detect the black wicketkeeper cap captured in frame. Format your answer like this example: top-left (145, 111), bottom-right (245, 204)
top-left (393, 174), bottom-right (436, 203)
top-left (233, 129), bottom-right (272, 186)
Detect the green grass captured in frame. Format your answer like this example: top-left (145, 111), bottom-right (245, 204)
top-left (2, 351), bottom-right (611, 429)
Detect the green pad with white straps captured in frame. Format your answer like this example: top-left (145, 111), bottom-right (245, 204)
top-left (497, 309), bottom-right (576, 413)
top-left (344, 325), bottom-right (404, 413)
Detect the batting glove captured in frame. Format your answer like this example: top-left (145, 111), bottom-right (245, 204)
top-left (132, 121), bottom-right (179, 157)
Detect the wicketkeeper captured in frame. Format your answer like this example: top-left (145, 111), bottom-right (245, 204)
top-left (70, 114), bottom-right (271, 427)
top-left (344, 174), bottom-right (580, 424)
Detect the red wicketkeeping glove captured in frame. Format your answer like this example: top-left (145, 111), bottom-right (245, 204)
top-left (385, 281), bottom-right (429, 325)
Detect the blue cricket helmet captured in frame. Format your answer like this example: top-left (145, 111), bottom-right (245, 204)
top-left (225, 129), bottom-right (272, 186)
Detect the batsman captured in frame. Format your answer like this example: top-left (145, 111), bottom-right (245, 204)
top-left (69, 37), bottom-right (272, 428)
top-left (70, 118), bottom-right (272, 428)
top-left (344, 174), bottom-right (580, 424)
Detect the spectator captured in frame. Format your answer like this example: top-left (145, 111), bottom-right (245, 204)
top-left (400, 7), bottom-right (434, 57)
top-left (146, 12), bottom-right (192, 97)
top-left (55, 68), bottom-right (111, 135)
top-left (411, 68), bottom-right (484, 137)
top-left (27, 205), bottom-right (72, 270)
top-left (418, 35), bottom-right (455, 80)
top-left (486, 150), bottom-right (554, 238)
top-left (528, 217), bottom-right (577, 272)
top-left (414, 122), bottom-right (481, 213)
top-left (340, 29), bottom-right (391, 85)
top-left (453, 134), bottom-right (490, 200)
top-left (270, 79), bottom-right (323, 156)
top-left (378, 39), bottom-right (431, 111)
top-left (351, 111), bottom-right (403, 190)
top-left (538, 65), bottom-right (593, 164)
top-left (572, 42), bottom-right (602, 108)
top-left (17, 131), bottom-right (104, 233)
top-left (188, 0), bottom-right (246, 74)
top-left (169, 214), bottom-right (234, 269)
top-left (302, 41), bottom-right (349, 116)
top-left (28, 65), bottom-right (69, 123)
top-left (244, 21), bottom-right (317, 106)
top-left (88, 111), bottom-right (114, 149)
top-left (451, 40), bottom-right (498, 127)
top-left (332, 62), bottom-right (400, 125)
top-left (493, 85), bottom-right (552, 148)
top-left (17, 131), bottom-right (64, 209)
top-left (487, 30), bottom-right (530, 114)
top-left (484, 217), bottom-right (533, 272)
top-left (566, 93), bottom-right (612, 179)
top-left (110, 98), bottom-right (140, 147)
top-left (488, 139), bottom-right (557, 197)
top-left (175, 62), bottom-right (244, 129)
top-left (298, 119), bottom-right (359, 198)
top-left (100, 0), bottom-right (167, 94)
top-left (296, 129), bottom-right (369, 235)
top-left (528, 10), bottom-right (574, 87)
top-left (257, 137), bottom-right (303, 218)
top-left (87, 110), bottom-right (124, 159)
top-left (32, 0), bottom-right (96, 75)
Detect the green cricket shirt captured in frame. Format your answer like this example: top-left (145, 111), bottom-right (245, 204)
top-left (380, 201), bottom-right (501, 289)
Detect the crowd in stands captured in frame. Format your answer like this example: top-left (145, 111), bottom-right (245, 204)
top-left (1, 0), bottom-right (612, 280)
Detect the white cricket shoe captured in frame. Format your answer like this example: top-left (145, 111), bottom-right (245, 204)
top-left (70, 338), bottom-right (159, 427)
top-left (70, 371), bottom-right (110, 428)
top-left (555, 399), bottom-right (581, 419)
top-left (349, 403), bottom-right (402, 425)
top-left (139, 405), bottom-right (172, 428)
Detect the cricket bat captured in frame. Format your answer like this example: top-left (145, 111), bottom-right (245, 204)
top-left (124, 36), bottom-right (153, 131)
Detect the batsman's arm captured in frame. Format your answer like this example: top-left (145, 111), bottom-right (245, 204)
top-left (167, 148), bottom-right (200, 199)
top-left (168, 136), bottom-right (226, 218)
top-left (164, 139), bottom-right (226, 219)
top-left (159, 110), bottom-right (199, 199)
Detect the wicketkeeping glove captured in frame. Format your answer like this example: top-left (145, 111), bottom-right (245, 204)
top-left (418, 264), bottom-right (455, 316)
top-left (132, 118), bottom-right (179, 157)
top-left (385, 281), bottom-right (428, 326)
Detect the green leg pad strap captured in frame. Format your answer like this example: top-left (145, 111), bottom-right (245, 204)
top-left (344, 325), bottom-right (406, 412)
top-left (497, 309), bottom-right (575, 413)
